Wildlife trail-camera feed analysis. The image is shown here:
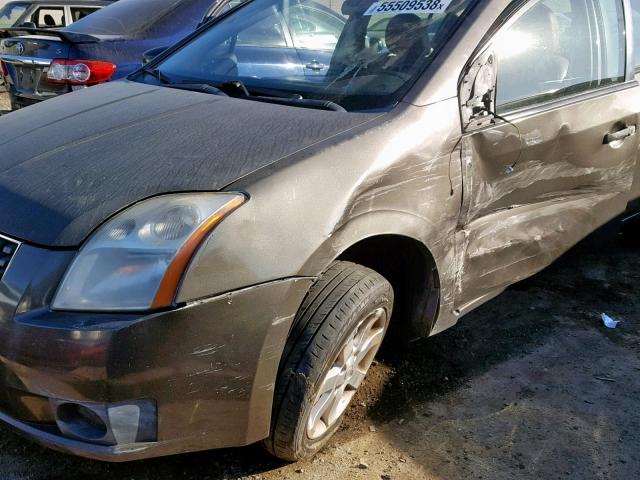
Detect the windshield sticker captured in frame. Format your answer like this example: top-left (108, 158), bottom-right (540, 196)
top-left (364, 0), bottom-right (453, 15)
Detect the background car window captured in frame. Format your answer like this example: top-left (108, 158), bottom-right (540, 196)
top-left (631, 0), bottom-right (640, 68)
top-left (496, 0), bottom-right (626, 111)
top-left (33, 6), bottom-right (64, 27)
top-left (286, 4), bottom-right (342, 51)
top-left (0, 2), bottom-right (26, 27)
top-left (70, 7), bottom-right (100, 22)
top-left (236, 7), bottom-right (287, 47)
top-left (66, 0), bottom-right (207, 36)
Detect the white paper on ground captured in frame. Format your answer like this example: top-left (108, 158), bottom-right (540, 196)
top-left (601, 313), bottom-right (620, 329)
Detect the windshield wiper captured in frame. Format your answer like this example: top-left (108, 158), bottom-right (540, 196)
top-left (250, 95), bottom-right (346, 112)
top-left (165, 83), bottom-right (228, 97)
top-left (221, 80), bottom-right (252, 97)
top-left (209, 79), bottom-right (346, 112)
top-left (217, 80), bottom-right (345, 111)
top-left (140, 65), bottom-right (173, 85)
top-left (146, 74), bottom-right (345, 111)
top-left (140, 68), bottom-right (224, 97)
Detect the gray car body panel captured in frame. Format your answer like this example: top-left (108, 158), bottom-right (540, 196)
top-left (0, 0), bottom-right (638, 462)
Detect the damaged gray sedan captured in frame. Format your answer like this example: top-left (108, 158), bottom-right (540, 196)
top-left (0, 0), bottom-right (638, 462)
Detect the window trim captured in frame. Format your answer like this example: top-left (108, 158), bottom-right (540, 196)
top-left (462, 0), bottom-right (634, 120)
top-left (462, 78), bottom-right (638, 136)
top-left (623, 0), bottom-right (638, 70)
top-left (498, 78), bottom-right (638, 122)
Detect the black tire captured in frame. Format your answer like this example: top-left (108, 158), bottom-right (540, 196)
top-left (265, 261), bottom-right (394, 461)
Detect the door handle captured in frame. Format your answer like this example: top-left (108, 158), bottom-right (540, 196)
top-left (604, 125), bottom-right (636, 144)
top-left (304, 60), bottom-right (324, 71)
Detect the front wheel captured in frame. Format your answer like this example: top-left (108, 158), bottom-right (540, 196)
top-left (265, 261), bottom-right (393, 461)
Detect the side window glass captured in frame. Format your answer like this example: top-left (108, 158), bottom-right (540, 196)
top-left (495, 0), bottom-right (625, 111)
top-left (630, 0), bottom-right (640, 68)
top-left (286, 5), bottom-right (343, 52)
top-left (32, 7), bottom-right (65, 27)
top-left (236, 8), bottom-right (286, 47)
top-left (0, 4), bottom-right (27, 28)
top-left (70, 7), bottom-right (100, 23)
top-left (598, 0), bottom-right (626, 81)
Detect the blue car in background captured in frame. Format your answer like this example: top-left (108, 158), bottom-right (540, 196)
top-left (0, 0), bottom-right (345, 110)
top-left (0, 0), bottom-right (230, 109)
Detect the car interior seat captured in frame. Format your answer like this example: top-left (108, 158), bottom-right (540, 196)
top-left (43, 14), bottom-right (57, 27)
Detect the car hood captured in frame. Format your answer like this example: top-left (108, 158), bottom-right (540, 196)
top-left (0, 81), bottom-right (377, 247)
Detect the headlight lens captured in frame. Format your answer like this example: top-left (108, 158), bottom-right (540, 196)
top-left (52, 193), bottom-right (245, 312)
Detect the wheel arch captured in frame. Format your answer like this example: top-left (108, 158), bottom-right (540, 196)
top-left (301, 210), bottom-right (442, 340)
top-left (337, 234), bottom-right (440, 341)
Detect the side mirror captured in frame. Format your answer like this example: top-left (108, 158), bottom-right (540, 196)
top-left (459, 47), bottom-right (497, 131)
top-left (142, 46), bottom-right (168, 65)
top-left (17, 21), bottom-right (36, 29)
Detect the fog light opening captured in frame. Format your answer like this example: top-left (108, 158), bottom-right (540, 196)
top-left (56, 402), bottom-right (108, 440)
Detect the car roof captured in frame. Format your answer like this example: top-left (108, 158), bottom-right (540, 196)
top-left (4, 0), bottom-right (114, 5)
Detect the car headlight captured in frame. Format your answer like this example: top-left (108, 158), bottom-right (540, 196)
top-left (52, 193), bottom-right (246, 312)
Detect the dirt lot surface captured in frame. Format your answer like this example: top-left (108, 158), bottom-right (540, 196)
top-left (0, 88), bottom-right (8, 113)
top-left (0, 95), bottom-right (8, 117)
top-left (0, 90), bottom-right (638, 479)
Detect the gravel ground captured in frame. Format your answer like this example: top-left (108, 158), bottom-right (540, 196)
top-left (0, 88), bottom-right (9, 113)
top-left (0, 92), bottom-right (638, 478)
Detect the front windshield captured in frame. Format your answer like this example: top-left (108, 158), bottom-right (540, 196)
top-left (142, 0), bottom-right (477, 111)
top-left (0, 3), bottom-right (27, 28)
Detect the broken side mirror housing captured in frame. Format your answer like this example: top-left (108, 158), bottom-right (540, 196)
top-left (459, 47), bottom-right (497, 132)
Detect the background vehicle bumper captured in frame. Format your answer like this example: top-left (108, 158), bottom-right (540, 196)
top-left (0, 277), bottom-right (313, 461)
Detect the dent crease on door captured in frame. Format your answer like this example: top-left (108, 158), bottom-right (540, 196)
top-left (454, 90), bottom-right (639, 314)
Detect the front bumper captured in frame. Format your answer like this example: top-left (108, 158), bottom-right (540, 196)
top-left (0, 242), bottom-right (313, 461)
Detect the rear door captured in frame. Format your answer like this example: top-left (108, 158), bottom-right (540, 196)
top-left (455, 0), bottom-right (640, 311)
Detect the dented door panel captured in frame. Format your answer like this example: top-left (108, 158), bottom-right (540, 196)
top-left (631, 73), bottom-right (640, 201)
top-left (455, 86), bottom-right (640, 310)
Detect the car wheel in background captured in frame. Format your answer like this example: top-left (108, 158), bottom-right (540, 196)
top-left (265, 261), bottom-right (394, 461)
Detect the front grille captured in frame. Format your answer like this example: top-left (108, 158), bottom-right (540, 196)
top-left (0, 235), bottom-right (19, 281)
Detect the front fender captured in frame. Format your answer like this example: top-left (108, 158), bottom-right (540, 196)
top-left (300, 209), bottom-right (440, 275)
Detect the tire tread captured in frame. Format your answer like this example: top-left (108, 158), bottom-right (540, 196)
top-left (265, 261), bottom-right (393, 460)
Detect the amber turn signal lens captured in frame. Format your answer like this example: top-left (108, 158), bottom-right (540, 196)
top-left (150, 195), bottom-right (245, 308)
